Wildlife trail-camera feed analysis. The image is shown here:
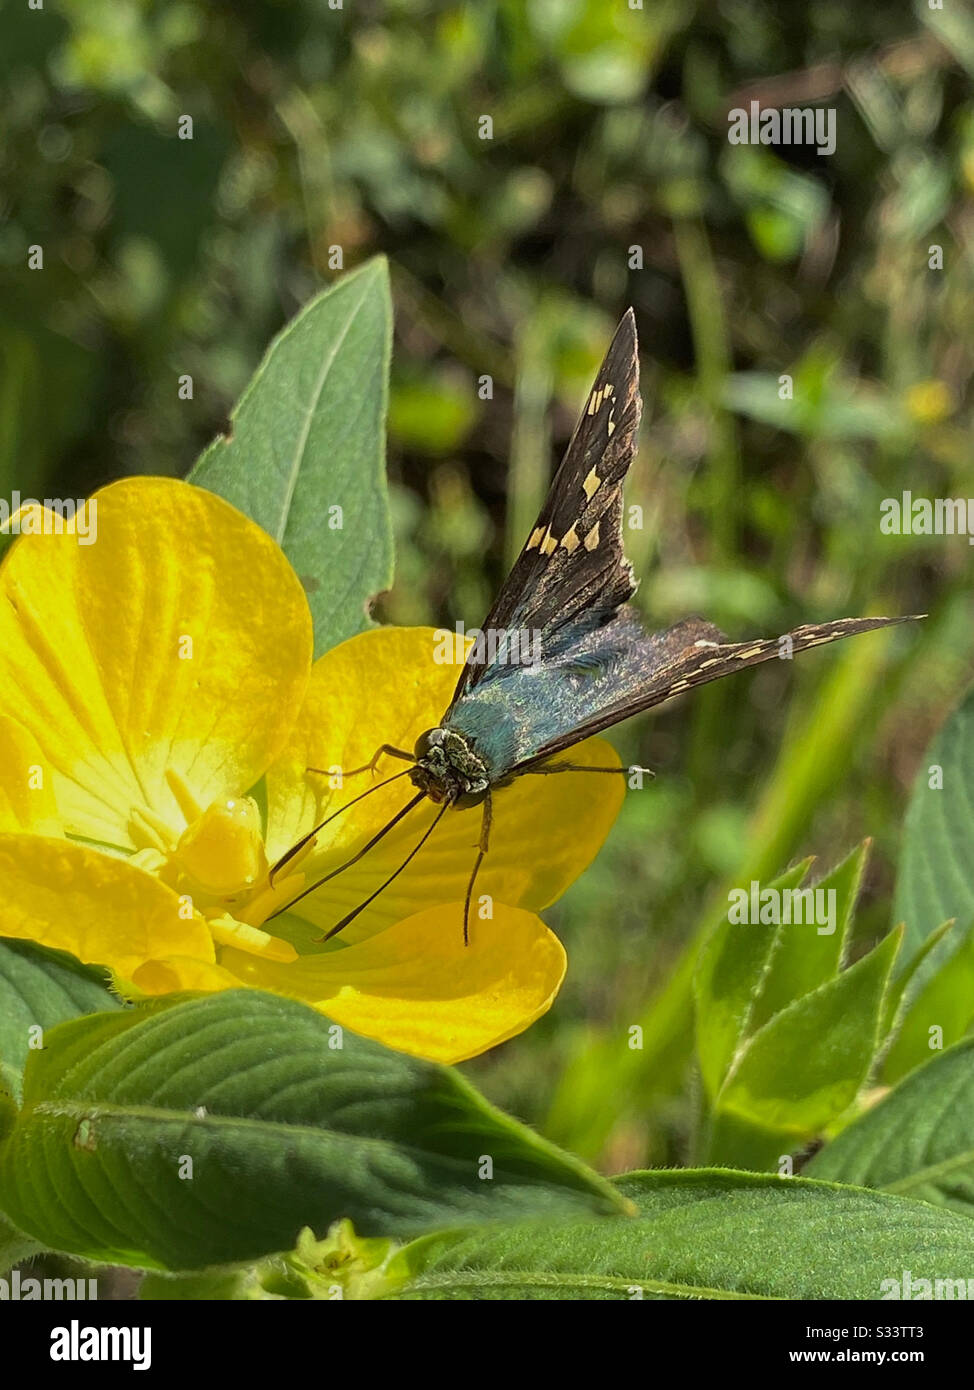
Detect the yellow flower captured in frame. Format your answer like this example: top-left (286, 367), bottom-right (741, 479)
top-left (904, 380), bottom-right (954, 426)
top-left (0, 477), bottom-right (623, 1062)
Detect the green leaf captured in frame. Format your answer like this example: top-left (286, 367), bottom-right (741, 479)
top-left (749, 842), bottom-right (867, 1032)
top-left (139, 1268), bottom-right (263, 1300)
top-left (723, 370), bottom-right (904, 442)
top-left (716, 927), bottom-right (902, 1134)
top-left (881, 922), bottom-right (974, 1083)
top-left (881, 918), bottom-right (956, 1039)
top-left (391, 1169), bottom-right (974, 1300)
top-left (0, 937), bottom-right (121, 1101)
top-left (188, 258), bottom-right (394, 657)
top-left (893, 686), bottom-right (974, 957)
top-left (694, 859), bottom-right (812, 1098)
top-left (0, 1212), bottom-right (42, 1276)
top-left (807, 1038), bottom-right (974, 1215)
top-left (0, 990), bottom-right (626, 1271)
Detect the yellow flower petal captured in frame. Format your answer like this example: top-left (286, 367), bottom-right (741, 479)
top-left (0, 833), bottom-right (215, 978)
top-left (264, 625), bottom-right (458, 863)
top-left (129, 956), bottom-right (241, 995)
top-left (219, 902), bottom-right (567, 1063)
top-left (264, 626), bottom-right (624, 942)
top-left (0, 477), bottom-right (312, 849)
top-left (0, 716), bottom-right (62, 835)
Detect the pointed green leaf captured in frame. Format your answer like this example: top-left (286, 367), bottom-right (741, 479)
top-left (882, 921), bottom-right (974, 1083)
top-left (694, 859), bottom-right (812, 1097)
top-left (749, 842), bottom-right (868, 1032)
top-left (717, 928), bottom-right (902, 1133)
top-left (189, 258), bottom-right (394, 657)
top-left (881, 917), bottom-right (956, 1039)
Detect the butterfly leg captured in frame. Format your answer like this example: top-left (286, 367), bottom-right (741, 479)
top-left (307, 743), bottom-right (415, 779)
top-left (463, 789), bottom-right (493, 947)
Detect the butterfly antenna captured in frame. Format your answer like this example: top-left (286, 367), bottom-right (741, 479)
top-left (319, 797), bottom-right (452, 941)
top-left (267, 789), bottom-right (428, 919)
top-left (268, 767), bottom-right (415, 886)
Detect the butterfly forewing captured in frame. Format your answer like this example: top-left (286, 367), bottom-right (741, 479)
top-left (447, 308), bottom-right (642, 712)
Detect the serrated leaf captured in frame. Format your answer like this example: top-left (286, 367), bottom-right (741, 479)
top-left (750, 842), bottom-right (868, 1032)
top-left (391, 1169), bottom-right (974, 1300)
top-left (808, 1039), bottom-right (974, 1216)
top-left (893, 686), bottom-right (974, 957)
top-left (717, 928), bottom-right (902, 1134)
top-left (694, 859), bottom-right (812, 1098)
top-left (0, 937), bottom-right (121, 1101)
top-left (0, 990), bottom-right (626, 1271)
top-left (188, 258), bottom-right (394, 657)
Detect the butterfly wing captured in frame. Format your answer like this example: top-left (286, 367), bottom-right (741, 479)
top-left (439, 307), bottom-right (920, 777)
top-left (446, 308), bottom-right (641, 713)
top-left (513, 612), bottom-right (915, 770)
top-left (442, 609), bottom-right (917, 777)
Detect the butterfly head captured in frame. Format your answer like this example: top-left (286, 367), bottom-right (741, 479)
top-left (409, 727), bottom-right (490, 806)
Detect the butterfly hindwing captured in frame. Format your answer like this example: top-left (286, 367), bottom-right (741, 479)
top-left (515, 613), bottom-right (910, 768)
top-left (447, 308), bottom-right (642, 711)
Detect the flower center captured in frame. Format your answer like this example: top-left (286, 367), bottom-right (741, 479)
top-left (126, 773), bottom-right (319, 964)
top-left (173, 797), bottom-right (265, 897)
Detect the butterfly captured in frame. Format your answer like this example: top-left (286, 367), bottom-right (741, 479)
top-left (270, 308), bottom-right (918, 941)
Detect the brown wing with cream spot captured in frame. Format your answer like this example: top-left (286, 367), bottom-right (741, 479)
top-left (447, 308), bottom-right (642, 711)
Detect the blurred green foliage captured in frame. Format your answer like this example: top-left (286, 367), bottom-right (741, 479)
top-left (2, 0), bottom-right (973, 1169)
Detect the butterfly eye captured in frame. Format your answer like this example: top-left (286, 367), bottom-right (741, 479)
top-left (413, 728), bottom-right (442, 758)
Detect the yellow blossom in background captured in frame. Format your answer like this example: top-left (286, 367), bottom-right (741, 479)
top-left (904, 379), bottom-right (955, 426)
top-left (0, 477), bottom-right (623, 1063)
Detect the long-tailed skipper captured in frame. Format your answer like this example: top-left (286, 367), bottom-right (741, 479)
top-left (272, 309), bottom-right (918, 939)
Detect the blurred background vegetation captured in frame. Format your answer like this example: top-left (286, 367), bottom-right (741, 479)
top-left (2, 0), bottom-right (973, 1170)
